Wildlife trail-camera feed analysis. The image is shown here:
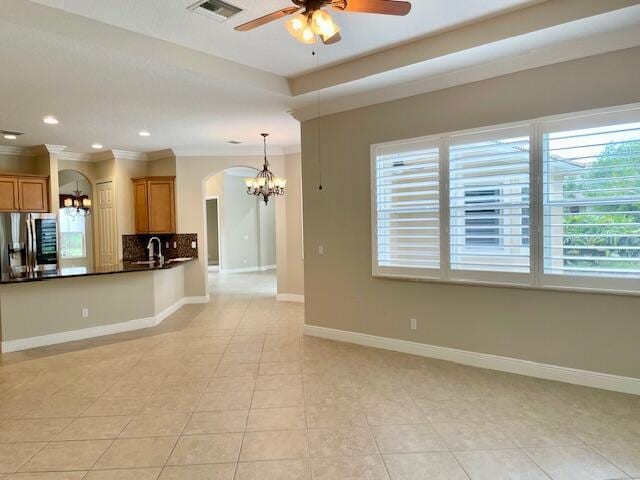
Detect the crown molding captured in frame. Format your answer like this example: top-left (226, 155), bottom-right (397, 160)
top-left (57, 151), bottom-right (94, 162)
top-left (146, 149), bottom-right (175, 161)
top-left (282, 145), bottom-right (302, 156)
top-left (111, 150), bottom-right (148, 161)
top-left (290, 0), bottom-right (640, 96)
top-left (44, 144), bottom-right (68, 155)
top-left (290, 24), bottom-right (640, 122)
top-left (0, 145), bottom-right (30, 156)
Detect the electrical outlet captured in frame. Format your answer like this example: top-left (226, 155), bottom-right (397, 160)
top-left (410, 318), bottom-right (417, 330)
top-left (165, 241), bottom-right (169, 248)
top-left (82, 308), bottom-right (89, 318)
top-left (173, 241), bottom-right (177, 248)
top-left (191, 241), bottom-right (197, 248)
top-left (318, 245), bottom-right (324, 256)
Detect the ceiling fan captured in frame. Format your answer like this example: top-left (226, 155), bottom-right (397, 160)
top-left (235, 0), bottom-right (412, 45)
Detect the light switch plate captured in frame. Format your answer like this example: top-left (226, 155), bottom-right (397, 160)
top-left (191, 241), bottom-right (197, 248)
top-left (82, 308), bottom-right (89, 318)
top-left (318, 245), bottom-right (324, 255)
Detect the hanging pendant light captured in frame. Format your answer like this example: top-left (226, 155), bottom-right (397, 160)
top-left (244, 133), bottom-right (286, 205)
top-left (63, 181), bottom-right (91, 216)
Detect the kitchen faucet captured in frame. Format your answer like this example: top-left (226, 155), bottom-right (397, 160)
top-left (147, 237), bottom-right (164, 264)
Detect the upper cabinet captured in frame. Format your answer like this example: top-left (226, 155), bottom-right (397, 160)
top-left (0, 174), bottom-right (49, 212)
top-left (133, 176), bottom-right (176, 234)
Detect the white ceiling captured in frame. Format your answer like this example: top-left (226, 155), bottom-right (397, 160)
top-left (28, 0), bottom-right (537, 77)
top-left (0, 0), bottom-right (639, 155)
top-left (0, 18), bottom-right (299, 154)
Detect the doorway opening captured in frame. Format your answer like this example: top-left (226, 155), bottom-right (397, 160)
top-left (205, 167), bottom-right (277, 296)
top-left (58, 170), bottom-right (95, 269)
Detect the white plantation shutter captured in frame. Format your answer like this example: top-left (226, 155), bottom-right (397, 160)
top-left (543, 119), bottom-right (640, 281)
top-left (373, 139), bottom-right (441, 278)
top-left (448, 127), bottom-right (531, 279)
top-left (371, 106), bottom-right (640, 294)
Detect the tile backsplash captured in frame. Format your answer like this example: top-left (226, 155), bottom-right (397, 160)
top-left (123, 233), bottom-right (198, 262)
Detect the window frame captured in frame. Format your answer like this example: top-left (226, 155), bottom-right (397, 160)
top-left (59, 207), bottom-right (87, 259)
top-left (371, 103), bottom-right (640, 296)
top-left (370, 135), bottom-right (444, 281)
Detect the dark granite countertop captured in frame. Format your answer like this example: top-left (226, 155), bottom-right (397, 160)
top-left (0, 258), bottom-right (196, 285)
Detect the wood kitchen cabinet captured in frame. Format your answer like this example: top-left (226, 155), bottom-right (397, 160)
top-left (0, 174), bottom-right (49, 212)
top-left (133, 176), bottom-right (175, 234)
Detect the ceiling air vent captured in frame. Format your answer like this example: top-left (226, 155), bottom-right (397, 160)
top-left (188, 0), bottom-right (242, 21)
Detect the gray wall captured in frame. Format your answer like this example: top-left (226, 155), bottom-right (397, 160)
top-left (222, 173), bottom-right (260, 271)
top-left (258, 200), bottom-right (276, 268)
top-left (301, 47), bottom-right (640, 379)
top-left (206, 198), bottom-right (219, 265)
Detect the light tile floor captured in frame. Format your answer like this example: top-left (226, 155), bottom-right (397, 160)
top-left (0, 272), bottom-right (639, 479)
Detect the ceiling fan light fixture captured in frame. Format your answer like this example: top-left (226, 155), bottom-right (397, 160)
top-left (311, 9), bottom-right (339, 39)
top-left (285, 12), bottom-right (317, 44)
top-left (285, 14), bottom-right (307, 39)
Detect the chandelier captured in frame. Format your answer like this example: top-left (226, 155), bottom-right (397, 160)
top-left (244, 133), bottom-right (286, 205)
top-left (63, 181), bottom-right (92, 216)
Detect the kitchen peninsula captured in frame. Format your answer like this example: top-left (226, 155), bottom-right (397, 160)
top-left (0, 148), bottom-right (210, 353)
top-left (0, 256), bottom-right (203, 353)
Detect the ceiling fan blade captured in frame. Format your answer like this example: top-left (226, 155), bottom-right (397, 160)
top-left (234, 6), bottom-right (301, 32)
top-left (322, 32), bottom-right (342, 45)
top-left (334, 0), bottom-right (411, 15)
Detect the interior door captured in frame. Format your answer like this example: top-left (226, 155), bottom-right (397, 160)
top-left (95, 181), bottom-right (117, 267)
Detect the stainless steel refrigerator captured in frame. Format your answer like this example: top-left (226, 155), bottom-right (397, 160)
top-left (0, 213), bottom-right (58, 279)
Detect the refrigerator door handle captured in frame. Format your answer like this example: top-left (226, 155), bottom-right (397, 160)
top-left (26, 213), bottom-right (35, 271)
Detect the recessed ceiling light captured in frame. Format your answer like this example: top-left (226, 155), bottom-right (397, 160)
top-left (138, 130), bottom-right (151, 137)
top-left (43, 116), bottom-right (59, 125)
top-left (1, 130), bottom-right (23, 140)
top-left (92, 144), bottom-right (103, 149)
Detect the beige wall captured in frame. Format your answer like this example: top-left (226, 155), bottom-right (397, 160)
top-left (301, 47), bottom-right (640, 379)
top-left (277, 153), bottom-right (304, 297)
top-left (0, 154), bottom-right (38, 173)
top-left (115, 158), bottom-right (149, 259)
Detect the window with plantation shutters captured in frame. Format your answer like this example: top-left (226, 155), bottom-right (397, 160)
top-left (449, 128), bottom-right (531, 279)
top-left (371, 104), bottom-right (640, 294)
top-left (372, 139), bottom-right (441, 278)
top-left (543, 119), bottom-right (640, 282)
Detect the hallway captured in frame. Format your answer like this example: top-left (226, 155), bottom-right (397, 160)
top-left (208, 270), bottom-right (277, 297)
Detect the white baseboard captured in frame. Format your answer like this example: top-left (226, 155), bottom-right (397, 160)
top-left (1, 295), bottom-right (210, 353)
top-left (303, 325), bottom-right (640, 395)
top-left (277, 294), bottom-right (305, 303)
top-left (220, 265), bottom-right (276, 274)
top-left (184, 295), bottom-right (210, 304)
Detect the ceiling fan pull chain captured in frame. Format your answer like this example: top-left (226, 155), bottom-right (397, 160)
top-left (313, 48), bottom-right (323, 191)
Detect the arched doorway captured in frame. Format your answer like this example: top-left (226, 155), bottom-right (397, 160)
top-left (58, 170), bottom-right (95, 268)
top-left (204, 166), bottom-right (277, 295)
